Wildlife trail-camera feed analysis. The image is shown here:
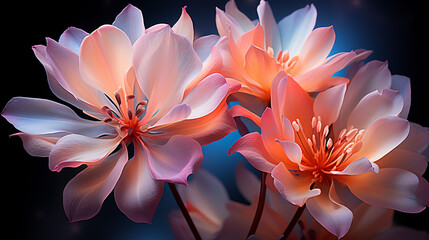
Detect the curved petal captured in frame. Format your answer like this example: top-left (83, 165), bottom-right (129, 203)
top-left (292, 26), bottom-right (335, 76)
top-left (375, 149), bottom-right (427, 176)
top-left (347, 89), bottom-right (403, 130)
top-left (177, 169), bottom-right (229, 225)
top-left (172, 7), bottom-right (194, 43)
top-left (113, 4), bottom-right (145, 44)
top-left (339, 168), bottom-right (427, 213)
top-left (79, 25), bottom-right (132, 97)
top-left (350, 116), bottom-right (409, 163)
top-left (256, 0), bottom-right (281, 53)
top-left (276, 140), bottom-right (302, 165)
top-left (331, 157), bottom-right (378, 175)
top-left (229, 132), bottom-right (277, 172)
top-left (145, 135), bottom-right (203, 185)
top-left (193, 35), bottom-right (220, 62)
top-left (244, 44), bottom-right (282, 91)
top-left (151, 104), bottom-right (191, 128)
top-left (58, 27), bottom-right (88, 54)
top-left (313, 83), bottom-right (346, 127)
top-left (260, 108), bottom-right (289, 165)
top-left (215, 7), bottom-right (246, 42)
top-left (398, 122), bottom-right (429, 154)
top-left (114, 143), bottom-right (164, 223)
top-left (271, 162), bottom-right (321, 206)
top-left (49, 134), bottom-right (121, 171)
top-left (63, 146), bottom-right (128, 222)
top-left (182, 73), bottom-right (229, 119)
top-left (133, 25), bottom-right (202, 122)
top-left (391, 75), bottom-right (411, 119)
top-left (306, 183), bottom-right (353, 238)
top-left (12, 132), bottom-right (60, 157)
top-left (225, 0), bottom-right (254, 33)
top-left (2, 97), bottom-right (115, 137)
top-left (230, 104), bottom-right (261, 127)
top-left (277, 4), bottom-right (317, 57)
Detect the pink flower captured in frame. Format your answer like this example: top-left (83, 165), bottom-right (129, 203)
top-left (2, 5), bottom-right (238, 223)
top-left (230, 61), bottom-right (429, 238)
top-left (170, 163), bottom-right (429, 239)
top-left (215, 0), bottom-right (371, 114)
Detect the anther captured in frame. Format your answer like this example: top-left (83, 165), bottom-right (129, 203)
top-left (126, 95), bottom-right (135, 100)
top-left (292, 121), bottom-right (300, 132)
top-left (346, 128), bottom-right (358, 140)
top-left (127, 108), bottom-right (133, 120)
top-left (316, 120), bottom-right (322, 133)
top-left (103, 117), bottom-right (112, 123)
top-left (326, 138), bottom-right (333, 149)
top-left (267, 47), bottom-right (274, 57)
top-left (323, 125), bottom-right (329, 137)
top-left (114, 91), bottom-right (122, 106)
top-left (311, 117), bottom-right (317, 129)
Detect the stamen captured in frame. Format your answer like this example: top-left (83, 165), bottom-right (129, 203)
top-left (346, 128), bottom-right (358, 140)
top-left (126, 95), bottom-right (135, 100)
top-left (267, 47), bottom-right (274, 57)
top-left (292, 121), bottom-right (300, 132)
top-left (326, 138), bottom-right (333, 149)
top-left (127, 108), bottom-right (133, 120)
top-left (114, 91), bottom-right (122, 106)
top-left (281, 50), bottom-right (289, 63)
top-left (311, 117), bottom-right (317, 129)
top-left (103, 117), bottom-right (112, 123)
top-left (277, 50), bottom-right (283, 61)
top-left (323, 126), bottom-right (329, 137)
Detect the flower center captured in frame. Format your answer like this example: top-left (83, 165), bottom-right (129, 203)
top-left (291, 116), bottom-right (365, 183)
top-left (100, 89), bottom-right (148, 143)
top-left (267, 47), bottom-right (299, 74)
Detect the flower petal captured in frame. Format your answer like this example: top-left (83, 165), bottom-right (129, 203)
top-left (114, 143), bottom-right (164, 223)
top-left (58, 27), bottom-right (88, 54)
top-left (177, 169), bottom-right (229, 225)
top-left (276, 140), bottom-right (302, 165)
top-left (339, 168), bottom-right (427, 213)
top-left (193, 35), bottom-right (220, 62)
top-left (331, 157), bottom-right (378, 175)
top-left (375, 149), bottom-right (428, 176)
top-left (292, 26), bottom-right (335, 76)
top-left (313, 83), bottom-right (346, 127)
top-left (113, 4), bottom-right (145, 44)
top-left (151, 104), bottom-right (191, 128)
top-left (229, 132), bottom-right (277, 172)
top-left (225, 0), bottom-right (254, 32)
top-left (145, 135), bottom-right (202, 185)
top-left (2, 97), bottom-right (114, 136)
top-left (63, 146), bottom-right (128, 222)
top-left (306, 183), bottom-right (353, 238)
top-left (182, 73), bottom-right (229, 119)
top-left (347, 89), bottom-right (403, 130)
top-left (12, 132), bottom-right (60, 157)
top-left (351, 116), bottom-right (409, 163)
top-left (215, 6), bottom-right (246, 42)
top-left (133, 26), bottom-right (202, 121)
top-left (229, 104), bottom-right (261, 127)
top-left (49, 134), bottom-right (121, 171)
top-left (271, 162), bottom-right (321, 206)
top-left (172, 7), bottom-right (194, 43)
top-left (79, 25), bottom-right (132, 97)
top-left (391, 75), bottom-right (411, 119)
top-left (256, 0), bottom-right (281, 54)
top-left (277, 4), bottom-right (317, 57)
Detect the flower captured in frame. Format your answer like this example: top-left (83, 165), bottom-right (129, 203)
top-left (230, 61), bottom-right (429, 238)
top-left (170, 163), bottom-right (429, 240)
top-left (215, 0), bottom-right (371, 115)
top-left (2, 4), bottom-right (238, 223)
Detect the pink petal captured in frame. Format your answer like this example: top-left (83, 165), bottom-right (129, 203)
top-left (398, 122), bottom-right (429, 154)
top-left (260, 108), bottom-right (288, 165)
top-left (376, 149), bottom-right (428, 176)
top-left (113, 4), bottom-right (145, 44)
top-left (229, 132), bottom-right (277, 172)
top-left (306, 183), bottom-right (353, 238)
top-left (276, 140), bottom-right (302, 165)
top-left (391, 75), bottom-right (411, 119)
top-left (331, 157), bottom-right (378, 175)
top-left (271, 162), bottom-right (321, 206)
top-left (244, 45), bottom-right (282, 91)
top-left (182, 73), bottom-right (229, 119)
top-left (347, 89), bottom-right (404, 130)
top-left (313, 83), bottom-right (347, 127)
top-left (63, 146), bottom-right (128, 222)
top-left (58, 27), bottom-right (88, 54)
top-left (172, 7), bottom-right (194, 43)
top-left (176, 169), bottom-right (229, 225)
top-left (45, 38), bottom-right (113, 111)
top-left (335, 60), bottom-right (391, 134)
top-left (145, 135), bottom-right (202, 185)
top-left (114, 144), bottom-right (164, 223)
top-left (256, 0), bottom-right (281, 53)
top-left (292, 26), bottom-right (335, 76)
top-left (133, 26), bottom-right (202, 121)
top-left (12, 132), bottom-right (60, 157)
top-left (2, 97), bottom-right (114, 137)
top-left (49, 134), bottom-right (122, 171)
top-left (149, 103), bottom-right (236, 146)
top-left (350, 116), bottom-right (409, 163)
top-left (151, 104), bottom-right (191, 128)
top-left (229, 104), bottom-right (261, 127)
top-left (277, 4), bottom-right (317, 57)
top-left (79, 25), bottom-right (132, 97)
top-left (339, 168), bottom-right (427, 213)
top-left (225, 0), bottom-right (254, 32)
top-left (193, 35), bottom-right (220, 62)
top-left (215, 6), bottom-right (246, 42)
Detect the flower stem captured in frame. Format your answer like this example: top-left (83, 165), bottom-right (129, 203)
top-left (279, 204), bottom-right (306, 240)
top-left (168, 183), bottom-right (202, 240)
top-left (247, 171), bottom-right (267, 238)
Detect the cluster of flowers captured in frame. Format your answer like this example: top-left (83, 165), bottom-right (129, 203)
top-left (2, 1), bottom-right (428, 239)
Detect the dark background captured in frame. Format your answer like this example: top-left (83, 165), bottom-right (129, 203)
top-left (2, 0), bottom-right (428, 239)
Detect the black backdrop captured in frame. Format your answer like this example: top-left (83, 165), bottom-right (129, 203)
top-left (2, 0), bottom-right (428, 239)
